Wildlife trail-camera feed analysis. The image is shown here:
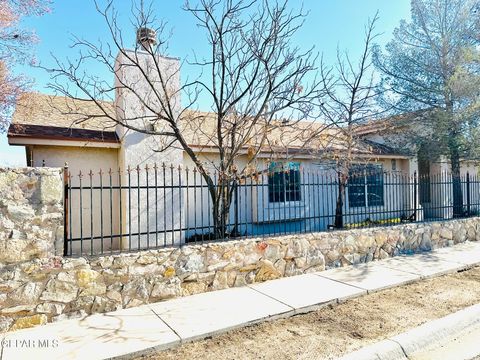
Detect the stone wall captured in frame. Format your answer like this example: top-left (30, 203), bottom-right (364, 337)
top-left (1, 215), bottom-right (479, 332)
top-left (0, 168), bottom-right (63, 265)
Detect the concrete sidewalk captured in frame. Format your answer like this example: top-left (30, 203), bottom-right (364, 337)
top-left (2, 241), bottom-right (480, 360)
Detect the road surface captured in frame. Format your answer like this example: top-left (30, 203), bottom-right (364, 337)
top-left (411, 324), bottom-right (480, 360)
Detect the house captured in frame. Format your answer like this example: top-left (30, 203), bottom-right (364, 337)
top-left (7, 35), bottom-right (479, 255)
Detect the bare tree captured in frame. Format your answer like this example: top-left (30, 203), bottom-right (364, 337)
top-left (309, 13), bottom-right (382, 228)
top-left (45, 0), bottom-right (319, 239)
top-left (0, 0), bottom-right (50, 132)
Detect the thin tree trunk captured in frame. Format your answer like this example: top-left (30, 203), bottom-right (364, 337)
top-left (447, 104), bottom-right (464, 219)
top-left (335, 178), bottom-right (346, 228)
top-left (450, 148), bottom-right (464, 218)
top-left (210, 179), bottom-right (233, 239)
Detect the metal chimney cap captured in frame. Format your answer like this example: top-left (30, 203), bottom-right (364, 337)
top-left (136, 27), bottom-right (157, 48)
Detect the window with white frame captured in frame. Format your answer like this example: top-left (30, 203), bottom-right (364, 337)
top-left (268, 162), bottom-right (301, 203)
top-left (348, 164), bottom-right (384, 207)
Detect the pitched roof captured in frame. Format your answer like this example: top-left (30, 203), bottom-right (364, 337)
top-left (8, 92), bottom-right (405, 157)
top-left (9, 92), bottom-right (119, 144)
top-left (8, 124), bottom-right (120, 143)
top-left (180, 111), bottom-right (402, 156)
top-left (11, 92), bottom-right (117, 131)
top-left (179, 109), bottom-right (332, 151)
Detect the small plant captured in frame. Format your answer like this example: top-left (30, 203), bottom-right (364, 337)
top-left (344, 217), bottom-right (401, 229)
top-left (185, 230), bottom-right (243, 243)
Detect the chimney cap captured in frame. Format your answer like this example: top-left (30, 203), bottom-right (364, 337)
top-left (136, 27), bottom-right (157, 49)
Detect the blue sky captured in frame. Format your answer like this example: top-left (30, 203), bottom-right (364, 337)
top-left (1, 0), bottom-right (411, 166)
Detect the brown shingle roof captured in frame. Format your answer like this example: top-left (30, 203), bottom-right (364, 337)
top-left (11, 92), bottom-right (116, 131)
top-left (178, 109), bottom-right (331, 150)
top-left (8, 124), bottom-right (120, 143)
top-left (9, 92), bottom-right (406, 157)
top-left (178, 110), bottom-right (404, 157)
top-left (9, 92), bottom-right (118, 145)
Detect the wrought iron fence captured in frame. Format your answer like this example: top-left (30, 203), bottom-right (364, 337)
top-left (63, 163), bottom-right (480, 256)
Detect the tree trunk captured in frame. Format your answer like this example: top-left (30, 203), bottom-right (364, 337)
top-left (334, 174), bottom-right (346, 228)
top-left (450, 148), bottom-right (464, 218)
top-left (210, 179), bottom-right (233, 240)
top-left (444, 99), bottom-right (464, 218)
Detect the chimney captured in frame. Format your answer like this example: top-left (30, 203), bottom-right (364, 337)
top-left (114, 38), bottom-right (184, 246)
top-left (114, 28), bottom-right (183, 187)
top-left (136, 27), bottom-right (157, 51)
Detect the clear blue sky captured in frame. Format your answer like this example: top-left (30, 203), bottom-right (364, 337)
top-left (1, 0), bottom-right (411, 166)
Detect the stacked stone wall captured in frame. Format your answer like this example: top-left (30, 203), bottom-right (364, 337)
top-left (0, 168), bottom-right (63, 265)
top-left (1, 167), bottom-right (479, 332)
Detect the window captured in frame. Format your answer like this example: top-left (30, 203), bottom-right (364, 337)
top-left (268, 162), bottom-right (301, 203)
top-left (348, 164), bottom-right (384, 207)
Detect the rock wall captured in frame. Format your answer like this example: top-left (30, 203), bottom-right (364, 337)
top-left (0, 168), bottom-right (63, 265)
top-left (1, 216), bottom-right (479, 332)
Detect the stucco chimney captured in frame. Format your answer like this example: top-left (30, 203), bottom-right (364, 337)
top-left (114, 40), bottom-right (184, 247)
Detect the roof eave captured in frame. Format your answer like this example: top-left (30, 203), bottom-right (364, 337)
top-left (8, 135), bottom-right (121, 149)
top-left (186, 144), bottom-right (410, 159)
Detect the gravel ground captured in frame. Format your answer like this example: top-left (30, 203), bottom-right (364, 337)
top-left (137, 266), bottom-right (480, 360)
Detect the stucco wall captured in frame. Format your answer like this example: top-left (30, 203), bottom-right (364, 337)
top-left (115, 51), bottom-right (184, 247)
top-left (182, 153), bottom-right (414, 238)
top-left (31, 146), bottom-right (121, 255)
top-left (421, 159), bottom-right (480, 220)
top-left (1, 215), bottom-right (478, 332)
top-left (31, 145), bottom-right (119, 175)
top-left (0, 168), bottom-right (63, 265)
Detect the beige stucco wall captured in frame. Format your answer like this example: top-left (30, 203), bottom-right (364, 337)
top-left (31, 145), bottom-right (121, 255)
top-left (115, 51), bottom-right (184, 248)
top-left (31, 145), bottom-right (119, 177)
top-left (422, 158), bottom-right (480, 219)
top-left (26, 142), bottom-right (418, 252)
top-left (182, 152), bottom-right (414, 239)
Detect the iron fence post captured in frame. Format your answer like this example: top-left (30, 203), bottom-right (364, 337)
top-left (467, 171), bottom-right (471, 216)
top-left (63, 162), bottom-right (69, 256)
top-left (413, 171), bottom-right (418, 222)
top-left (234, 178), bottom-right (239, 234)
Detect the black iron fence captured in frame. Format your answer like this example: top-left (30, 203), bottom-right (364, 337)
top-left (63, 164), bottom-right (480, 256)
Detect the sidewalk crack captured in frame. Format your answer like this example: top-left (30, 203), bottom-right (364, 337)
top-left (247, 286), bottom-right (295, 312)
top-left (149, 308), bottom-right (182, 341)
top-left (313, 273), bottom-right (368, 292)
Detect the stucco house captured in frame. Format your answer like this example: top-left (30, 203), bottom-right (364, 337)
top-left (7, 44), bottom-right (480, 255)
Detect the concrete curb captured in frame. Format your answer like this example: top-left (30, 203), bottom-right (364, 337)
top-left (338, 303), bottom-right (480, 360)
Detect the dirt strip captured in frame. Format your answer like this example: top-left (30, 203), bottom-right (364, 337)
top-left (137, 267), bottom-right (480, 360)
